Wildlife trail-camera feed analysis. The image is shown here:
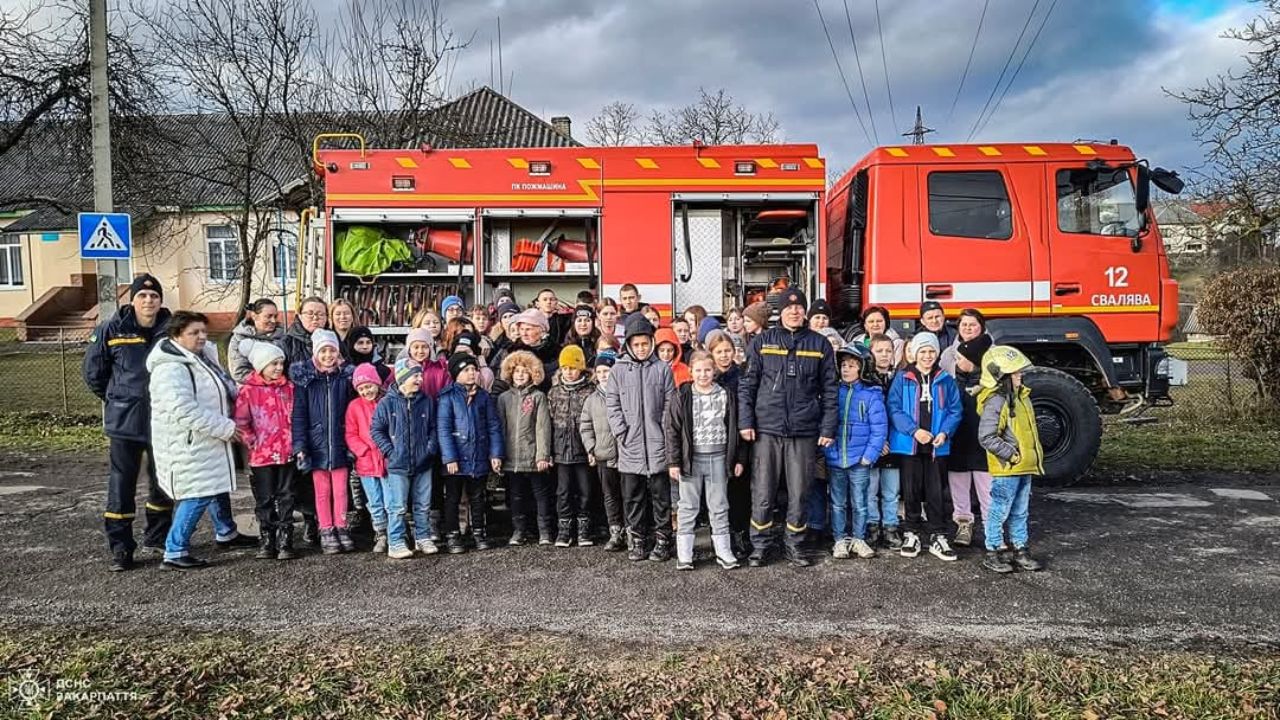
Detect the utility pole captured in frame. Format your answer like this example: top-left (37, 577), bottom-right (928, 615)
top-left (904, 106), bottom-right (935, 145)
top-left (90, 0), bottom-right (123, 317)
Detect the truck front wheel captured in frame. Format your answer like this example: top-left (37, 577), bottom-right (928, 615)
top-left (1023, 367), bottom-right (1102, 486)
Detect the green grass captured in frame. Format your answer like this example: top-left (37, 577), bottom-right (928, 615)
top-left (0, 349), bottom-right (100, 415)
top-left (0, 412), bottom-right (107, 453)
top-left (1167, 341), bottom-right (1231, 361)
top-left (1099, 420), bottom-right (1280, 475)
top-left (0, 627), bottom-right (1274, 719)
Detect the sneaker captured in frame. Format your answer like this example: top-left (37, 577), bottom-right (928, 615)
top-left (109, 552), bottom-right (134, 572)
top-left (508, 531), bottom-right (527, 546)
top-left (446, 533), bottom-right (467, 555)
top-left (884, 527), bottom-right (904, 550)
top-left (899, 531), bottom-right (921, 558)
top-left (953, 521), bottom-right (973, 547)
top-left (676, 558), bottom-right (694, 571)
top-left (216, 533), bottom-right (259, 550)
top-left (929, 534), bottom-right (958, 562)
top-left (851, 538), bottom-right (876, 559)
top-left (416, 538), bottom-right (439, 555)
top-left (832, 539), bottom-right (850, 559)
top-left (983, 549), bottom-right (1014, 574)
top-left (1012, 548), bottom-right (1043, 572)
top-left (538, 532), bottom-right (554, 546)
top-left (387, 546), bottom-right (415, 560)
top-left (372, 531), bottom-right (388, 554)
top-left (162, 555), bottom-right (209, 570)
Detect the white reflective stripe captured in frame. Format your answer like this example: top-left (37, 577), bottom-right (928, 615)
top-left (868, 281), bottom-right (1052, 304)
top-left (602, 283), bottom-right (671, 302)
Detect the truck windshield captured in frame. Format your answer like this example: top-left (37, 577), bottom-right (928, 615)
top-left (1055, 168), bottom-right (1140, 237)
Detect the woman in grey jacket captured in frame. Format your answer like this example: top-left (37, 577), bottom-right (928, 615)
top-left (228, 299), bottom-right (284, 384)
top-left (605, 315), bottom-right (676, 562)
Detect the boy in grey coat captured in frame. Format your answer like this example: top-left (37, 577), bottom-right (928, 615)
top-left (605, 315), bottom-right (677, 561)
top-left (579, 352), bottom-right (625, 551)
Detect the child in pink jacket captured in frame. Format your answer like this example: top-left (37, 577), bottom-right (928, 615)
top-left (344, 363), bottom-right (395, 555)
top-left (233, 343), bottom-right (297, 561)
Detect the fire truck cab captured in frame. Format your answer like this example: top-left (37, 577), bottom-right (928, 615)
top-left (300, 137), bottom-right (827, 330)
top-left (826, 141), bottom-right (1185, 483)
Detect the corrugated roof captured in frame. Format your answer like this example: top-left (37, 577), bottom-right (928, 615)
top-left (0, 87), bottom-right (578, 230)
top-left (1154, 201), bottom-right (1204, 226)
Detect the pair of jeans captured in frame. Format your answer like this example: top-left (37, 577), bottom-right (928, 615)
top-left (556, 463), bottom-right (594, 522)
top-left (444, 474), bottom-right (488, 535)
top-left (749, 433), bottom-right (815, 550)
top-left (806, 475), bottom-right (828, 533)
top-left (621, 472), bottom-right (671, 539)
top-left (163, 493), bottom-right (240, 560)
top-left (948, 470), bottom-right (993, 523)
top-left (677, 454), bottom-right (730, 538)
top-left (829, 463), bottom-right (872, 542)
top-left (249, 464), bottom-right (296, 534)
top-left (362, 474), bottom-right (410, 550)
top-left (312, 468), bottom-right (350, 530)
top-left (104, 437), bottom-right (172, 555)
top-left (900, 454), bottom-right (949, 537)
top-left (985, 475), bottom-right (1032, 551)
top-left (867, 467), bottom-right (901, 529)
top-left (597, 464), bottom-right (624, 528)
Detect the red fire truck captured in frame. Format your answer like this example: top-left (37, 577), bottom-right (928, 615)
top-left (299, 134), bottom-right (827, 330)
top-left (825, 141), bottom-right (1185, 483)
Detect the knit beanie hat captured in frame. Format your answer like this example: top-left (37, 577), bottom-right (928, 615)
top-left (451, 330), bottom-right (482, 355)
top-left (440, 295), bottom-right (464, 316)
top-left (495, 299), bottom-right (520, 321)
top-left (249, 342), bottom-right (285, 373)
top-left (808, 298), bottom-right (832, 320)
top-left (394, 359), bottom-right (422, 386)
top-left (129, 273), bottom-right (163, 300)
top-left (593, 349), bottom-right (617, 368)
top-left (406, 327), bottom-right (433, 349)
top-left (779, 287), bottom-right (808, 313)
top-left (559, 344), bottom-right (586, 371)
top-left (352, 362), bottom-right (382, 390)
top-left (919, 300), bottom-right (945, 317)
top-left (448, 352), bottom-right (479, 380)
top-left (908, 332), bottom-right (941, 356)
top-left (311, 329), bottom-right (340, 357)
top-left (743, 301), bottom-right (770, 329)
top-left (574, 304), bottom-right (597, 321)
top-left (512, 308), bottom-right (549, 332)
top-left (697, 316), bottom-right (721, 344)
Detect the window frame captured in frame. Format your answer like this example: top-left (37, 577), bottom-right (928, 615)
top-left (205, 224), bottom-right (240, 283)
top-left (1054, 167), bottom-right (1142, 237)
top-left (0, 234), bottom-right (24, 289)
top-left (925, 170), bottom-right (1014, 241)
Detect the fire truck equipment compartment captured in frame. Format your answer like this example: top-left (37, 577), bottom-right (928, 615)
top-left (334, 226), bottom-right (412, 276)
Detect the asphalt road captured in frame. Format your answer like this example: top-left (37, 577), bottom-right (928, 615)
top-left (1, 449), bottom-right (1277, 651)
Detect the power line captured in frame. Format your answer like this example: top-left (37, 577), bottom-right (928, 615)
top-left (873, 0), bottom-right (898, 135)
top-left (813, 0), bottom-right (874, 146)
top-left (966, 0), bottom-right (1041, 142)
top-left (974, 0), bottom-right (1058, 138)
top-left (842, 0), bottom-right (879, 144)
top-left (947, 0), bottom-right (990, 127)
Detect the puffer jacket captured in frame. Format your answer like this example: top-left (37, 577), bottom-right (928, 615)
top-left (290, 360), bottom-right (355, 470)
top-left (825, 380), bottom-right (888, 469)
top-left (547, 372), bottom-right (594, 464)
top-left (654, 328), bottom-right (692, 386)
top-left (146, 339), bottom-right (237, 500)
top-left (940, 335), bottom-right (993, 472)
top-left (370, 382), bottom-right (438, 476)
top-left (437, 382), bottom-right (505, 477)
top-left (578, 386), bottom-right (617, 468)
top-left (738, 324), bottom-right (839, 439)
top-left (505, 336), bottom-right (560, 393)
top-left (420, 354), bottom-right (451, 400)
top-left (228, 320), bottom-right (285, 383)
top-left (82, 305), bottom-right (172, 442)
top-left (887, 367), bottom-right (963, 457)
top-left (344, 394), bottom-right (387, 478)
top-left (605, 315), bottom-right (676, 475)
top-left (233, 370), bottom-right (294, 467)
top-left (977, 384), bottom-right (1045, 477)
top-left (496, 383), bottom-right (552, 472)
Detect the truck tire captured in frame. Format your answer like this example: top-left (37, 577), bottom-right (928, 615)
top-left (1022, 367), bottom-right (1101, 486)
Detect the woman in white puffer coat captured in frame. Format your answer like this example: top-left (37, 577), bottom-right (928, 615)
top-left (147, 311), bottom-right (256, 570)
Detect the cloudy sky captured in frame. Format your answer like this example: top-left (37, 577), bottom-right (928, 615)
top-left (402, 0), bottom-right (1251, 177)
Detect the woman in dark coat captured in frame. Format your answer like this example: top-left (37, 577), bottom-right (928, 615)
top-left (938, 308), bottom-right (994, 548)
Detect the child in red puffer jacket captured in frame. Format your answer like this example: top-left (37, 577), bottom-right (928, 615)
top-left (233, 343), bottom-right (297, 561)
top-left (344, 363), bottom-right (393, 555)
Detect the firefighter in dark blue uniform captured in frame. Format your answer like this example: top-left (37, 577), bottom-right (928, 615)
top-left (82, 274), bottom-right (173, 572)
top-left (738, 289), bottom-right (838, 567)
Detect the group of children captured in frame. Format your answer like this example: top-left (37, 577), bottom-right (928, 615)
top-left (229, 291), bottom-right (1046, 574)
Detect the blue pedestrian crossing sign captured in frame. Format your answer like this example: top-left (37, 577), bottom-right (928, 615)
top-left (79, 212), bottom-right (132, 260)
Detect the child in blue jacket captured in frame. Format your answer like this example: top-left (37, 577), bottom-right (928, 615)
top-left (888, 332), bottom-right (963, 562)
top-left (371, 359), bottom-right (440, 557)
top-left (290, 330), bottom-right (356, 556)
top-left (827, 344), bottom-right (888, 560)
top-left (436, 353), bottom-right (505, 554)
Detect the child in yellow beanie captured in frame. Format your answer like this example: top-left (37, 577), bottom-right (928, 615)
top-left (547, 345), bottom-right (596, 547)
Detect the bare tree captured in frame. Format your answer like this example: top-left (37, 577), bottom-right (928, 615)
top-left (1170, 0), bottom-right (1280, 266)
top-left (646, 88), bottom-right (781, 145)
top-left (585, 101), bottom-right (643, 146)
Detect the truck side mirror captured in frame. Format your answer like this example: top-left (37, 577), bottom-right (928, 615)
top-left (1151, 167), bottom-right (1184, 195)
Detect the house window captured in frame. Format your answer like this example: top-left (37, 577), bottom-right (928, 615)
top-left (927, 171), bottom-right (1013, 240)
top-left (0, 235), bottom-right (23, 288)
top-left (273, 238), bottom-right (297, 281)
top-left (206, 225), bottom-right (240, 281)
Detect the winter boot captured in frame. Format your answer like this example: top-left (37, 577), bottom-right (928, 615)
top-left (953, 520), bottom-right (974, 547)
top-left (302, 516), bottom-right (320, 547)
top-left (983, 549), bottom-right (1015, 574)
top-left (731, 530), bottom-right (753, 559)
top-left (446, 532), bottom-right (467, 554)
top-left (747, 541), bottom-right (769, 568)
top-left (784, 539), bottom-right (811, 568)
top-left (538, 524), bottom-right (555, 546)
top-left (554, 519), bottom-right (573, 547)
top-left (712, 534), bottom-right (739, 570)
top-left (1012, 547), bottom-right (1044, 572)
top-left (675, 534), bottom-right (695, 570)
top-left (627, 530), bottom-right (648, 562)
top-left (473, 528), bottom-right (493, 551)
top-left (603, 525), bottom-right (625, 552)
top-left (320, 528), bottom-right (341, 555)
top-left (577, 517), bottom-right (594, 547)
top-left (865, 523), bottom-right (882, 548)
top-left (372, 530), bottom-right (388, 554)
top-left (276, 526), bottom-right (297, 561)
top-left (255, 530), bottom-right (277, 560)
top-left (429, 510), bottom-right (443, 543)
top-left (336, 528), bottom-right (356, 553)
top-left (649, 532), bottom-right (671, 562)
